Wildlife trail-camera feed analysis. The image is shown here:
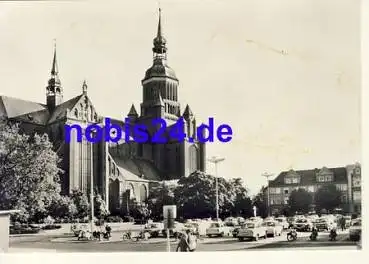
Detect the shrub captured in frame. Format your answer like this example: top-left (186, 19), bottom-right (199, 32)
top-left (106, 216), bottom-right (122, 223)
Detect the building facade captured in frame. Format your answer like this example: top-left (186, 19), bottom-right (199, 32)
top-left (0, 10), bottom-right (206, 215)
top-left (265, 163), bottom-right (361, 215)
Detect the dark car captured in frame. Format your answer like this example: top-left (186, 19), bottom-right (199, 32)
top-left (294, 219), bottom-right (313, 232)
top-left (232, 227), bottom-right (240, 238)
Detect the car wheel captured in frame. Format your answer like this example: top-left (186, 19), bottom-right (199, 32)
top-left (220, 232), bottom-right (224, 237)
top-left (238, 237), bottom-right (244, 242)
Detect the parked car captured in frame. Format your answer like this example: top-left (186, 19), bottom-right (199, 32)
top-left (237, 217), bottom-right (245, 225)
top-left (184, 223), bottom-right (199, 235)
top-left (349, 218), bottom-right (361, 241)
top-left (162, 222), bottom-right (185, 237)
top-left (145, 222), bottom-right (164, 238)
top-left (275, 217), bottom-right (289, 229)
top-left (237, 221), bottom-right (267, 241)
top-left (248, 217), bottom-right (263, 223)
top-left (232, 226), bottom-right (241, 238)
top-left (262, 221), bottom-right (283, 237)
top-left (224, 217), bottom-right (238, 227)
top-left (343, 215), bottom-right (352, 228)
top-left (293, 218), bottom-right (313, 232)
top-left (206, 222), bottom-right (231, 237)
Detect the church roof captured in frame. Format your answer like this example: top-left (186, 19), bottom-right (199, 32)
top-left (0, 94), bottom-right (85, 125)
top-left (48, 95), bottom-right (83, 124)
top-left (110, 153), bottom-right (161, 182)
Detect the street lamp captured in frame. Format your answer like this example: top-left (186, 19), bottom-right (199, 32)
top-left (262, 172), bottom-right (273, 217)
top-left (207, 156), bottom-right (225, 221)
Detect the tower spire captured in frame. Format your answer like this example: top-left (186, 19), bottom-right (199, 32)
top-left (152, 8), bottom-right (167, 57)
top-left (51, 39), bottom-right (58, 75)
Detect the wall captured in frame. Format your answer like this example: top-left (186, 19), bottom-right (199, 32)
top-left (0, 214), bottom-right (9, 252)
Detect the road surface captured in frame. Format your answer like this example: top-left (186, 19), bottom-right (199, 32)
top-left (9, 229), bottom-right (358, 252)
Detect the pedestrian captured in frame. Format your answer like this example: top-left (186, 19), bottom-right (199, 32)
top-left (186, 230), bottom-right (198, 252)
top-left (341, 217), bottom-right (346, 231)
top-left (176, 232), bottom-right (189, 252)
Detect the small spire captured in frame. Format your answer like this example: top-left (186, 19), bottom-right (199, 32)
top-left (51, 39), bottom-right (58, 75)
top-left (82, 80), bottom-right (88, 94)
top-left (128, 104), bottom-right (138, 117)
top-left (183, 104), bottom-right (194, 119)
top-left (157, 8), bottom-right (162, 38)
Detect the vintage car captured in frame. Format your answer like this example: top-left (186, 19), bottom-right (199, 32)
top-left (206, 222), bottom-right (231, 237)
top-left (184, 222), bottom-right (199, 235)
top-left (162, 222), bottom-right (185, 238)
top-left (237, 221), bottom-right (267, 241)
top-left (232, 226), bottom-right (241, 237)
top-left (275, 217), bottom-right (289, 229)
top-left (293, 218), bottom-right (313, 232)
top-left (343, 215), bottom-right (352, 228)
top-left (349, 218), bottom-right (361, 241)
top-left (314, 218), bottom-right (331, 231)
top-left (145, 222), bottom-right (164, 238)
top-left (224, 217), bottom-right (239, 227)
top-left (262, 220), bottom-right (283, 237)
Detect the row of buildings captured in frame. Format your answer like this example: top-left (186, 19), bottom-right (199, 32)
top-left (0, 9), bottom-right (206, 215)
top-left (264, 163), bottom-right (361, 215)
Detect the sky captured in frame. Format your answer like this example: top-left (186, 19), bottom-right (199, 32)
top-left (0, 0), bottom-right (361, 195)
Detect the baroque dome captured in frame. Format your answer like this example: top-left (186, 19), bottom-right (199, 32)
top-left (144, 59), bottom-right (178, 80)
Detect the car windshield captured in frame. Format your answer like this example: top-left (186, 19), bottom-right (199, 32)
top-left (210, 223), bottom-right (220, 228)
top-left (276, 219), bottom-right (283, 222)
top-left (245, 223), bottom-right (255, 228)
top-left (352, 220), bottom-right (361, 226)
top-left (265, 222), bottom-right (275, 226)
top-left (296, 219), bottom-right (307, 223)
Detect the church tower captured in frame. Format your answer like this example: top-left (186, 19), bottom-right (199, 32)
top-left (46, 44), bottom-right (63, 110)
top-left (140, 9), bottom-right (180, 125)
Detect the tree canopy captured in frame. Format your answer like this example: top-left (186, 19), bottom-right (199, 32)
top-left (147, 171), bottom-right (253, 220)
top-left (288, 188), bottom-right (313, 214)
top-left (0, 122), bottom-right (62, 222)
top-left (314, 184), bottom-right (342, 212)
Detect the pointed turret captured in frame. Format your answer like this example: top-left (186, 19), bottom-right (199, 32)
top-left (183, 104), bottom-right (194, 120)
top-left (82, 80), bottom-right (88, 94)
top-left (127, 104), bottom-right (138, 118)
top-left (46, 41), bottom-right (63, 110)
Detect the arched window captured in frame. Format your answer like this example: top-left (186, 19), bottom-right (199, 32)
top-left (128, 183), bottom-right (135, 199)
top-left (74, 109), bottom-right (78, 118)
top-left (140, 184), bottom-right (147, 203)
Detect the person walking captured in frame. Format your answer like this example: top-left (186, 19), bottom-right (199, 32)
top-left (186, 230), bottom-right (198, 252)
top-left (176, 232), bottom-right (189, 252)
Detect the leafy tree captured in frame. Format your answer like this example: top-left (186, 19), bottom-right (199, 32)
top-left (288, 188), bottom-right (313, 214)
top-left (70, 189), bottom-right (90, 220)
top-left (48, 194), bottom-right (77, 220)
top-left (315, 184), bottom-right (341, 212)
top-left (147, 182), bottom-right (176, 220)
top-left (174, 171), bottom-right (218, 219)
top-left (94, 193), bottom-right (109, 220)
top-left (227, 178), bottom-right (253, 217)
top-left (0, 122), bottom-right (62, 223)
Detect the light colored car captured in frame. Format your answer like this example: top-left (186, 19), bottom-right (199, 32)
top-left (224, 217), bottom-right (238, 227)
top-left (206, 222), bottom-right (231, 237)
top-left (262, 221), bottom-right (283, 237)
top-left (349, 219), bottom-right (361, 241)
top-left (275, 217), bottom-right (289, 229)
top-left (145, 222), bottom-right (164, 238)
top-left (237, 221), bottom-right (267, 241)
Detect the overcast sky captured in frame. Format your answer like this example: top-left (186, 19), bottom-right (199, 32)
top-left (0, 0), bottom-right (360, 194)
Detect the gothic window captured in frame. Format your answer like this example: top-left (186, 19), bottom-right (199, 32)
top-left (74, 109), bottom-right (78, 118)
top-left (128, 183), bottom-right (135, 199)
top-left (112, 163), bottom-right (115, 175)
top-left (189, 145), bottom-right (198, 174)
top-left (108, 158), bottom-right (111, 175)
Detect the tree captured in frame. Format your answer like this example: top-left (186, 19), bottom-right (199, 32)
top-left (70, 189), bottom-right (90, 220)
top-left (48, 194), bottom-right (77, 221)
top-left (228, 178), bottom-right (253, 217)
top-left (94, 194), bottom-right (109, 220)
top-left (252, 186), bottom-right (268, 218)
top-left (147, 181), bottom-right (176, 220)
top-left (288, 188), bottom-right (313, 214)
top-left (315, 184), bottom-right (341, 213)
top-left (0, 122), bottom-right (62, 223)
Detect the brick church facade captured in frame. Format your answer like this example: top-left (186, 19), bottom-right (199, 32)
top-left (0, 10), bottom-right (206, 214)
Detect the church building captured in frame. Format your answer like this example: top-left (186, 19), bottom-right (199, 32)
top-left (0, 10), bottom-right (206, 214)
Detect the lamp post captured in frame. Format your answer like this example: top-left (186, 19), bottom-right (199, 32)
top-left (262, 172), bottom-right (273, 217)
top-left (208, 156), bottom-right (225, 221)
top-left (90, 140), bottom-right (94, 233)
